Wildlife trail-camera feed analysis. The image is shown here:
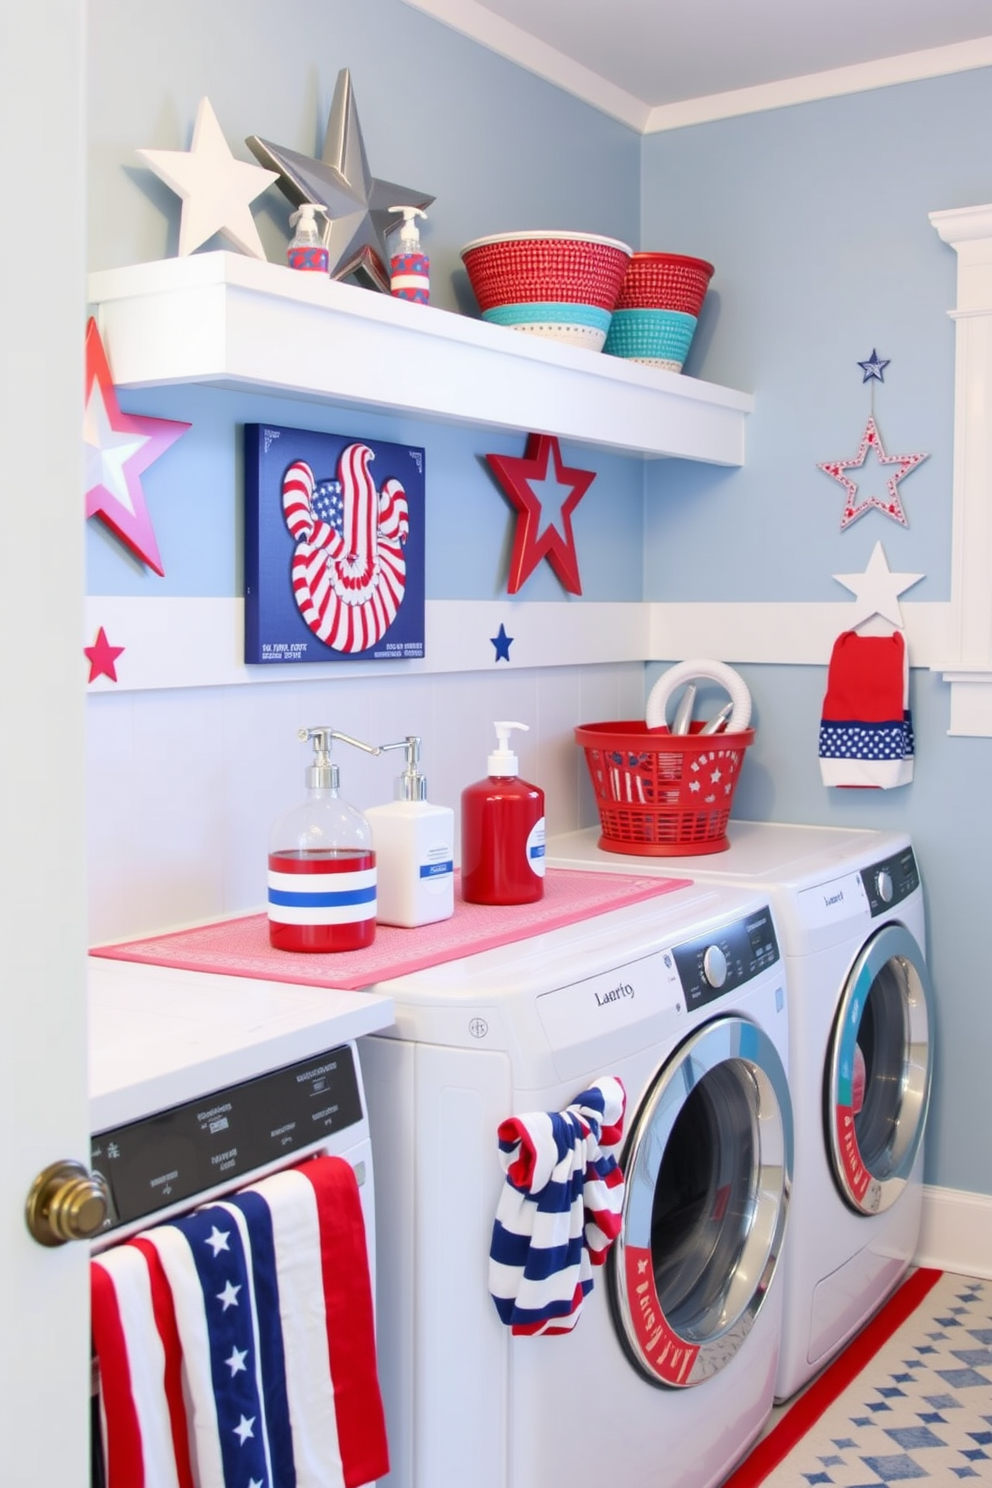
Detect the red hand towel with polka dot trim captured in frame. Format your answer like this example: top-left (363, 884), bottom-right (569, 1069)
top-left (819, 630), bottom-right (913, 789)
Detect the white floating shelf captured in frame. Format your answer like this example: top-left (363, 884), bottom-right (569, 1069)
top-left (88, 251), bottom-right (753, 464)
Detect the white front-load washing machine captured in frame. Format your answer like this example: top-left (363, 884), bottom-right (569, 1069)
top-left (545, 821), bottom-right (935, 1402)
top-left (361, 884), bottom-right (794, 1488)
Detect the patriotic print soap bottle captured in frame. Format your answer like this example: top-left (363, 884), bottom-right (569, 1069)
top-left (287, 202), bottom-right (329, 273)
top-left (268, 726), bottom-right (378, 953)
top-left (388, 206), bottom-right (430, 303)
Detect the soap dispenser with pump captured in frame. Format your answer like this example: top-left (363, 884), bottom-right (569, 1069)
top-left (365, 735), bottom-right (455, 927)
top-left (287, 202), bottom-right (329, 273)
top-left (460, 721), bottom-right (545, 905)
top-left (268, 726), bottom-right (378, 952)
top-left (387, 206), bottom-right (430, 303)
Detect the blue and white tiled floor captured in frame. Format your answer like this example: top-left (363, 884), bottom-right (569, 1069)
top-left (763, 1274), bottom-right (992, 1484)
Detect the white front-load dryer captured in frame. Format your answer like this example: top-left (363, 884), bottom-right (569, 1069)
top-left (545, 822), bottom-right (935, 1402)
top-left (360, 884), bottom-right (793, 1488)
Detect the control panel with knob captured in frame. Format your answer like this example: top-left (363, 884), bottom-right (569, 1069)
top-left (672, 906), bottom-right (780, 1012)
top-left (860, 848), bottom-right (919, 917)
top-left (702, 944), bottom-right (728, 989)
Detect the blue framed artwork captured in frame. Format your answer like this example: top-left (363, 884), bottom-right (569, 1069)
top-left (244, 423), bottom-right (425, 663)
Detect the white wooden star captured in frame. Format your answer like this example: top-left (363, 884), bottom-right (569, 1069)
top-left (832, 541), bottom-right (924, 628)
top-left (138, 97), bottom-right (278, 258)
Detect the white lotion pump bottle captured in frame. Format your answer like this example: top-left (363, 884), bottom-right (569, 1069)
top-left (365, 735), bottom-right (455, 927)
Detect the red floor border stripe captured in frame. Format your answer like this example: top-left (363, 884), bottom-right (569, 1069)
top-left (721, 1267), bottom-right (944, 1488)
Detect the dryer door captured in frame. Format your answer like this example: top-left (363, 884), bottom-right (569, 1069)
top-left (609, 1014), bottom-right (792, 1388)
top-left (826, 922), bottom-right (933, 1216)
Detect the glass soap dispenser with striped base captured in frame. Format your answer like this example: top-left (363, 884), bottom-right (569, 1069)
top-left (268, 726), bottom-right (378, 953)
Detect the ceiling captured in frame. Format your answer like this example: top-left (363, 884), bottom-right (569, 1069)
top-left (401, 0), bottom-right (992, 129)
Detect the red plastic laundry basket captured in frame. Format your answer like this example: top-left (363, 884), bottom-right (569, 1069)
top-left (575, 719), bottom-right (754, 856)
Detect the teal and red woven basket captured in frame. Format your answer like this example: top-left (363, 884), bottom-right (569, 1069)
top-left (604, 252), bottom-right (714, 371)
top-left (575, 718), bottom-right (754, 855)
top-left (460, 231), bottom-right (633, 350)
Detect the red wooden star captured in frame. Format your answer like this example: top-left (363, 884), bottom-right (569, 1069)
top-left (84, 318), bottom-right (190, 575)
top-left (817, 415), bottom-right (928, 530)
top-left (84, 626), bottom-right (125, 683)
top-left (486, 433), bottom-right (595, 595)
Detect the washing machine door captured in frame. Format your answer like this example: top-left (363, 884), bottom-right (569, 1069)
top-left (609, 1014), bottom-right (793, 1388)
top-left (826, 922), bottom-right (933, 1216)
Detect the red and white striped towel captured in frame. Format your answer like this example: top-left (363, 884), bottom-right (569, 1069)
top-left (91, 1155), bottom-right (387, 1488)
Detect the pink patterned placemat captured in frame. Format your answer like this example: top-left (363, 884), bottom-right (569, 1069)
top-left (90, 868), bottom-right (693, 992)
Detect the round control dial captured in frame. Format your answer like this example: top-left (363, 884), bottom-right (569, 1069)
top-left (702, 944), bottom-right (728, 989)
top-left (875, 869), bottom-right (894, 904)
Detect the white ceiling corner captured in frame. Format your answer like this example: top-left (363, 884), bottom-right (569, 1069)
top-left (401, 0), bottom-right (992, 131)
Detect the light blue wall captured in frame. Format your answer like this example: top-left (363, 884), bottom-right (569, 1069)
top-left (86, 0), bottom-right (992, 1198)
top-left (642, 71), bottom-right (992, 1196)
top-left (88, 0), bottom-right (642, 304)
top-left (86, 0), bottom-right (645, 601)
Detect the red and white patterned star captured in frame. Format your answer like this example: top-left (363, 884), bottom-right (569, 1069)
top-left (817, 415), bottom-right (928, 531)
top-left (486, 433), bottom-right (595, 595)
top-left (85, 318), bottom-right (190, 575)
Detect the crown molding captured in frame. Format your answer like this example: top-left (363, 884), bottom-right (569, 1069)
top-left (399, 0), bottom-right (649, 130)
top-left (399, 5), bottom-right (992, 133)
top-left (644, 35), bottom-right (992, 131)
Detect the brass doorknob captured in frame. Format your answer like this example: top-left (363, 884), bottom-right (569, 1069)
top-left (25, 1160), bottom-right (110, 1247)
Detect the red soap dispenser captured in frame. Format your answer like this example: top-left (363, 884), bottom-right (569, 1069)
top-left (461, 721), bottom-right (545, 905)
top-left (268, 726), bottom-right (379, 953)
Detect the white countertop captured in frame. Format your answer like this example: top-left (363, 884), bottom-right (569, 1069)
top-left (89, 956), bottom-right (394, 1131)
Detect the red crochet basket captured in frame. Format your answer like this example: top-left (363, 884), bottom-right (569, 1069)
top-left (461, 231), bottom-right (632, 312)
top-left (575, 719), bottom-right (754, 856)
top-left (614, 252), bottom-right (714, 317)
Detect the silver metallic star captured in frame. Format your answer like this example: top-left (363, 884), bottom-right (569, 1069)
top-left (246, 68), bottom-right (433, 292)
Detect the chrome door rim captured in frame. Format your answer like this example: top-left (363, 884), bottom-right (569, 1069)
top-left (826, 923), bottom-right (933, 1215)
top-left (610, 1015), bottom-right (792, 1388)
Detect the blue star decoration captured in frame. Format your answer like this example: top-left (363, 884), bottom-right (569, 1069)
top-left (858, 348), bottom-right (890, 383)
top-left (491, 623), bottom-right (513, 662)
top-left (486, 432), bottom-right (596, 594)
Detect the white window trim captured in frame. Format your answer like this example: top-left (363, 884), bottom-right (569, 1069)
top-left (929, 202), bottom-right (992, 736)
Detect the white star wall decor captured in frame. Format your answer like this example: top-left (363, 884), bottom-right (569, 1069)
top-left (138, 96), bottom-right (278, 259)
top-left (833, 541), bottom-right (923, 628)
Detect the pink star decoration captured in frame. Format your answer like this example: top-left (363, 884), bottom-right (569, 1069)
top-left (84, 627), bottom-right (125, 684)
top-left (486, 433), bottom-right (596, 595)
top-left (817, 415), bottom-right (928, 531)
top-left (84, 318), bottom-right (190, 575)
